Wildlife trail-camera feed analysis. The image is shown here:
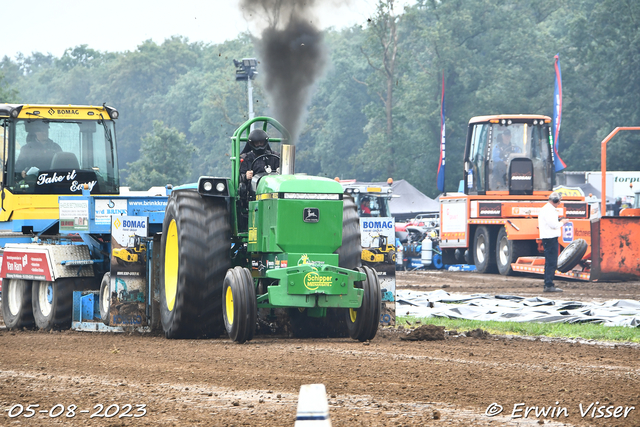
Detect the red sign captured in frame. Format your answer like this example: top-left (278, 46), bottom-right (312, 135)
top-left (0, 250), bottom-right (53, 281)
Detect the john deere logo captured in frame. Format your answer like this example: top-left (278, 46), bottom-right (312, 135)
top-left (303, 208), bottom-right (319, 223)
top-left (114, 218), bottom-right (121, 229)
top-left (297, 254), bottom-right (324, 268)
top-left (303, 271), bottom-right (333, 290)
top-left (298, 254), bottom-right (311, 266)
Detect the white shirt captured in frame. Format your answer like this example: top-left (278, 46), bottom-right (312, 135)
top-left (538, 202), bottom-right (563, 239)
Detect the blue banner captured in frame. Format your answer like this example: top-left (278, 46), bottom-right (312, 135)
top-left (553, 54), bottom-right (567, 172)
top-left (437, 72), bottom-right (446, 192)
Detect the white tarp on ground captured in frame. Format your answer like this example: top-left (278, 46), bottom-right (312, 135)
top-left (397, 289), bottom-right (640, 327)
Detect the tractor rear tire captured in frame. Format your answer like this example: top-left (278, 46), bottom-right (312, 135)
top-left (222, 266), bottom-right (256, 343)
top-left (336, 196), bottom-right (362, 270)
top-left (473, 226), bottom-right (497, 274)
top-left (557, 239), bottom-right (588, 273)
top-left (306, 194), bottom-right (362, 338)
top-left (32, 279), bottom-right (73, 330)
top-left (496, 227), bottom-right (535, 276)
top-left (160, 190), bottom-right (231, 339)
top-left (100, 272), bottom-right (111, 325)
top-left (2, 279), bottom-right (35, 330)
top-left (346, 266), bottom-right (381, 342)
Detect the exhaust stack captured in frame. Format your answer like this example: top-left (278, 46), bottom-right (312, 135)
top-left (280, 144), bottom-right (295, 175)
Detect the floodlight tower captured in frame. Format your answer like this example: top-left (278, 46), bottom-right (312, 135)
top-left (233, 58), bottom-right (258, 124)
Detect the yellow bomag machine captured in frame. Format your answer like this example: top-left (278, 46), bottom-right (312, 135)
top-left (0, 104), bottom-right (120, 330)
top-left (0, 104), bottom-right (167, 331)
top-left (361, 234), bottom-right (396, 264)
top-left (112, 235), bottom-right (147, 264)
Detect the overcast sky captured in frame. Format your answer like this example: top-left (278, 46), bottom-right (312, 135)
top-left (2, 0), bottom-right (414, 59)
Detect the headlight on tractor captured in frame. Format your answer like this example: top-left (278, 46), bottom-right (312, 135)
top-left (198, 177), bottom-right (230, 198)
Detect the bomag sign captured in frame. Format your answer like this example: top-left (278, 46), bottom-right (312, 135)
top-left (303, 271), bottom-right (333, 291)
top-left (17, 106), bottom-right (105, 120)
top-left (53, 109), bottom-right (79, 115)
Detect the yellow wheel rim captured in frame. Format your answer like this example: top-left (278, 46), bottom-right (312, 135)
top-left (349, 308), bottom-right (357, 323)
top-left (226, 286), bottom-right (234, 325)
top-left (164, 219), bottom-right (179, 311)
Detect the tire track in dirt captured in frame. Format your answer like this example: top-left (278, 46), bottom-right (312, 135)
top-left (0, 369), bottom-right (572, 426)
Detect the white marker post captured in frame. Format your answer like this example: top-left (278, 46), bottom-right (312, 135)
top-left (294, 384), bottom-right (331, 426)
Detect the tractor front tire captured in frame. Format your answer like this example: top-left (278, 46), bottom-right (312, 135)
top-left (100, 272), bottom-right (111, 325)
top-left (32, 279), bottom-right (73, 330)
top-left (346, 266), bottom-right (381, 342)
top-left (222, 266), bottom-right (256, 343)
top-left (160, 190), bottom-right (231, 339)
top-left (2, 279), bottom-right (34, 330)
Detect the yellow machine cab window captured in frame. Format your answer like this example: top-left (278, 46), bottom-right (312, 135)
top-left (5, 118), bottom-right (119, 194)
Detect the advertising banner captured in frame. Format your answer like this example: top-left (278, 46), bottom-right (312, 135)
top-left (59, 199), bottom-right (89, 232)
top-left (109, 216), bottom-right (148, 327)
top-left (359, 216), bottom-right (396, 326)
top-left (0, 250), bottom-right (53, 281)
top-left (95, 199), bottom-right (128, 226)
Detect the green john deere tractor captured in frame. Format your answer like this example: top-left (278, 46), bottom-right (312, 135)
top-left (159, 117), bottom-right (381, 343)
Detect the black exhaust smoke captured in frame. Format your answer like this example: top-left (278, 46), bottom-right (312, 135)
top-left (240, 0), bottom-right (331, 143)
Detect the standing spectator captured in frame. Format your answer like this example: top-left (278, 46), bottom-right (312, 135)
top-left (538, 192), bottom-right (567, 292)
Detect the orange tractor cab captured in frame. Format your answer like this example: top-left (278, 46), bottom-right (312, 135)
top-left (440, 116), bottom-right (640, 281)
top-left (439, 114), bottom-right (590, 277)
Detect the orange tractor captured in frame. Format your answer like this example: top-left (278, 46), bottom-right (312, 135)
top-left (439, 115), bottom-right (640, 281)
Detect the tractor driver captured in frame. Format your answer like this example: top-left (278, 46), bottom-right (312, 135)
top-left (240, 129), bottom-right (280, 184)
top-left (492, 128), bottom-right (522, 163)
top-left (491, 129), bottom-right (521, 189)
top-left (15, 121), bottom-right (62, 179)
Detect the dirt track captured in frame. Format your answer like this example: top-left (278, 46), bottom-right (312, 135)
top-left (0, 271), bottom-right (639, 426)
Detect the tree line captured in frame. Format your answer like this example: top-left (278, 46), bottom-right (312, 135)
top-left (1, 0), bottom-right (638, 197)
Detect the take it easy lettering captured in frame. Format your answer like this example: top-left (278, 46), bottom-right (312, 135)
top-left (37, 170), bottom-right (76, 185)
top-left (37, 170), bottom-right (96, 192)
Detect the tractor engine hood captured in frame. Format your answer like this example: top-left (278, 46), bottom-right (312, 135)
top-left (256, 174), bottom-right (344, 197)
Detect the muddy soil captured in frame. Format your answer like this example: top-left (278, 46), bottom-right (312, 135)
top-left (0, 271), bottom-right (638, 426)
